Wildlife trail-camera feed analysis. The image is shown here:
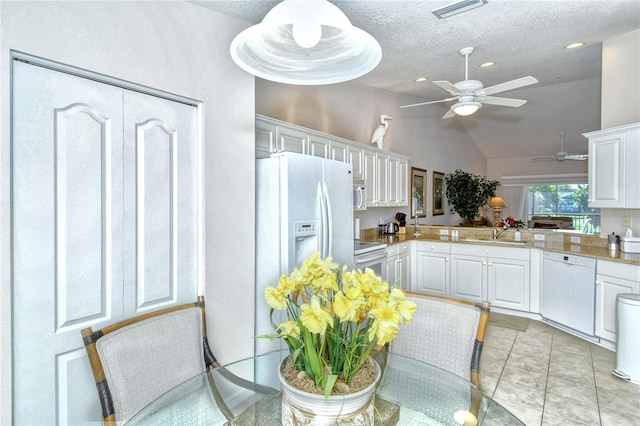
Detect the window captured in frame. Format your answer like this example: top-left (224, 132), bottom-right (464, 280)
top-left (527, 184), bottom-right (600, 234)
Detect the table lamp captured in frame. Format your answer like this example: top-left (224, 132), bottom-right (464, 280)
top-left (488, 197), bottom-right (507, 226)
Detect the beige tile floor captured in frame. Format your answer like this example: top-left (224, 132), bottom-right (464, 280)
top-left (481, 314), bottom-right (640, 426)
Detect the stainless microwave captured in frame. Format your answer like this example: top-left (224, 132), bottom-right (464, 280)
top-left (353, 178), bottom-right (366, 211)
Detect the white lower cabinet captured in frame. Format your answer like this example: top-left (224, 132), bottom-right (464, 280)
top-left (450, 253), bottom-right (485, 303)
top-left (595, 260), bottom-right (640, 344)
top-left (450, 244), bottom-right (530, 310)
top-left (488, 257), bottom-right (530, 311)
top-left (387, 242), bottom-right (411, 291)
top-left (414, 242), bottom-right (451, 295)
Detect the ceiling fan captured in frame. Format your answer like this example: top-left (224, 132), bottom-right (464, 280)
top-left (400, 47), bottom-right (538, 119)
top-left (531, 132), bottom-right (589, 162)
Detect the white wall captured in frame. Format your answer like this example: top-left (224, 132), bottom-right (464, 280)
top-left (0, 1), bottom-right (255, 421)
top-left (599, 28), bottom-right (640, 236)
top-left (256, 79), bottom-right (487, 229)
top-left (601, 29), bottom-right (640, 128)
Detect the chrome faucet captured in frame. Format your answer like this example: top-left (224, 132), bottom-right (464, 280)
top-left (493, 226), bottom-right (508, 240)
top-left (413, 216), bottom-right (421, 237)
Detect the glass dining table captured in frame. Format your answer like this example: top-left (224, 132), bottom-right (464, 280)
top-left (127, 349), bottom-right (523, 425)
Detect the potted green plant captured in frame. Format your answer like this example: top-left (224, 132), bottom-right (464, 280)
top-left (445, 169), bottom-right (500, 225)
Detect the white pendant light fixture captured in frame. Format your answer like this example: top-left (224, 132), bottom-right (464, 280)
top-left (230, 0), bottom-right (382, 85)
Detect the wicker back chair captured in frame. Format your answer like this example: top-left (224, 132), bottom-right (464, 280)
top-left (390, 292), bottom-right (490, 388)
top-left (81, 296), bottom-right (230, 425)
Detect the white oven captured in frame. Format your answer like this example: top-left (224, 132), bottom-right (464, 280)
top-left (354, 241), bottom-right (387, 281)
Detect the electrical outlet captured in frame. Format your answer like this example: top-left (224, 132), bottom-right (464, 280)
top-left (439, 229), bottom-right (449, 236)
top-left (570, 236), bottom-right (581, 244)
top-left (534, 234), bottom-right (545, 241)
top-left (622, 216), bottom-right (632, 227)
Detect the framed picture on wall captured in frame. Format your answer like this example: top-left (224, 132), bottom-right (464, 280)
top-left (411, 167), bottom-right (427, 218)
top-left (433, 171), bottom-right (445, 216)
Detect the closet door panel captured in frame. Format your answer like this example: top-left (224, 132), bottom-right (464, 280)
top-left (123, 92), bottom-right (198, 315)
top-left (12, 61), bottom-right (124, 425)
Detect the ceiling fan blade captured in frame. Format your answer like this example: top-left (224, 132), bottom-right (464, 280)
top-left (442, 108), bottom-right (457, 119)
top-left (531, 155), bottom-right (557, 162)
top-left (400, 97), bottom-right (458, 109)
top-left (481, 96), bottom-right (527, 107)
top-left (433, 80), bottom-right (461, 95)
top-left (565, 154), bottom-right (589, 160)
top-left (482, 76), bottom-right (538, 96)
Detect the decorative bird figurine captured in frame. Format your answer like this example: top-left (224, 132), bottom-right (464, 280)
top-left (371, 114), bottom-right (392, 149)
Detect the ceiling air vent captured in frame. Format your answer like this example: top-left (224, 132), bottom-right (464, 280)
top-left (432, 0), bottom-right (488, 19)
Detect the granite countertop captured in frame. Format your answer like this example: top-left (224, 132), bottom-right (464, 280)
top-left (360, 226), bottom-right (640, 266)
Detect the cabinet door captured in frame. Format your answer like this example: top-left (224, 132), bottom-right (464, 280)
top-left (415, 250), bottom-right (449, 295)
top-left (397, 252), bottom-right (411, 291)
top-left (488, 258), bottom-right (530, 311)
top-left (588, 134), bottom-right (624, 207)
top-left (363, 149), bottom-right (377, 206)
top-left (388, 156), bottom-right (399, 205)
top-left (397, 158), bottom-right (409, 206)
top-left (277, 126), bottom-right (307, 154)
top-left (349, 145), bottom-right (364, 179)
top-left (329, 140), bottom-right (350, 163)
top-left (595, 274), bottom-right (640, 342)
top-left (376, 153), bottom-right (389, 206)
top-left (256, 117), bottom-right (276, 159)
top-left (451, 254), bottom-right (485, 303)
top-left (309, 134), bottom-right (330, 158)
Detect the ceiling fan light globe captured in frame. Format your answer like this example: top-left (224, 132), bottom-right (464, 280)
top-left (452, 101), bottom-right (481, 116)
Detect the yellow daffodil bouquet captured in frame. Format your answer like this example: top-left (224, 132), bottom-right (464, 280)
top-left (263, 252), bottom-right (416, 397)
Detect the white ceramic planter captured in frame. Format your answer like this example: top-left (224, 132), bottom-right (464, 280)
top-left (278, 357), bottom-right (381, 426)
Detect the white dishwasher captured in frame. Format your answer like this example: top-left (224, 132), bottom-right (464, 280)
top-left (542, 251), bottom-right (597, 338)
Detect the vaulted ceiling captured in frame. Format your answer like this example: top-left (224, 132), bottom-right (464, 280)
top-left (195, 0), bottom-right (640, 159)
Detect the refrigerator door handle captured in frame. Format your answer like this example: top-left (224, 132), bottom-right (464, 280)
top-left (318, 181), bottom-right (328, 258)
top-left (323, 182), bottom-right (333, 258)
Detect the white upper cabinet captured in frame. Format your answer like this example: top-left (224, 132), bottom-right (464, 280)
top-left (329, 139), bottom-right (349, 163)
top-left (277, 125), bottom-right (308, 155)
top-left (584, 122), bottom-right (640, 208)
top-left (255, 115), bottom-right (410, 208)
top-left (309, 133), bottom-right (331, 158)
top-left (255, 118), bottom-right (276, 159)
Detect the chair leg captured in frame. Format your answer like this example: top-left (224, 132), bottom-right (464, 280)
top-left (205, 370), bottom-right (236, 420)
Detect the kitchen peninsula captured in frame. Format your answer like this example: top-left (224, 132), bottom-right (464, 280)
top-left (361, 226), bottom-right (640, 351)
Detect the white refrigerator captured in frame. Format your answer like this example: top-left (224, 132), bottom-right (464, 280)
top-left (255, 152), bottom-right (354, 355)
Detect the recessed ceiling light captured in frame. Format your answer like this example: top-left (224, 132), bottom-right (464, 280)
top-left (565, 42), bottom-right (585, 49)
top-left (415, 77), bottom-right (428, 82)
top-left (479, 62), bottom-right (495, 68)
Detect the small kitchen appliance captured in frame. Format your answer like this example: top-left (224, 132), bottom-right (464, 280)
top-left (353, 178), bottom-right (366, 211)
top-left (384, 223), bottom-right (399, 234)
top-left (621, 236), bottom-right (640, 253)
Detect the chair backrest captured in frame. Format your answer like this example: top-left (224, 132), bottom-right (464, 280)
top-left (81, 296), bottom-right (217, 425)
top-left (389, 292), bottom-right (490, 388)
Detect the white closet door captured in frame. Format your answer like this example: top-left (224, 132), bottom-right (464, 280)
top-left (12, 61), bottom-right (199, 424)
top-left (12, 61), bottom-right (125, 424)
top-left (122, 91), bottom-right (198, 316)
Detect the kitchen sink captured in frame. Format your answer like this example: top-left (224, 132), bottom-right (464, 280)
top-left (460, 238), bottom-right (527, 246)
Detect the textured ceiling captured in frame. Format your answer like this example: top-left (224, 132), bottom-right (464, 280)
top-left (195, 0), bottom-right (640, 159)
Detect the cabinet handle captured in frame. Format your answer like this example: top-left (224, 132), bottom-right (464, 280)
top-left (445, 258), bottom-right (449, 262)
top-left (595, 280), bottom-right (601, 285)
top-left (482, 261), bottom-right (487, 265)
top-left (488, 262), bottom-right (493, 266)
